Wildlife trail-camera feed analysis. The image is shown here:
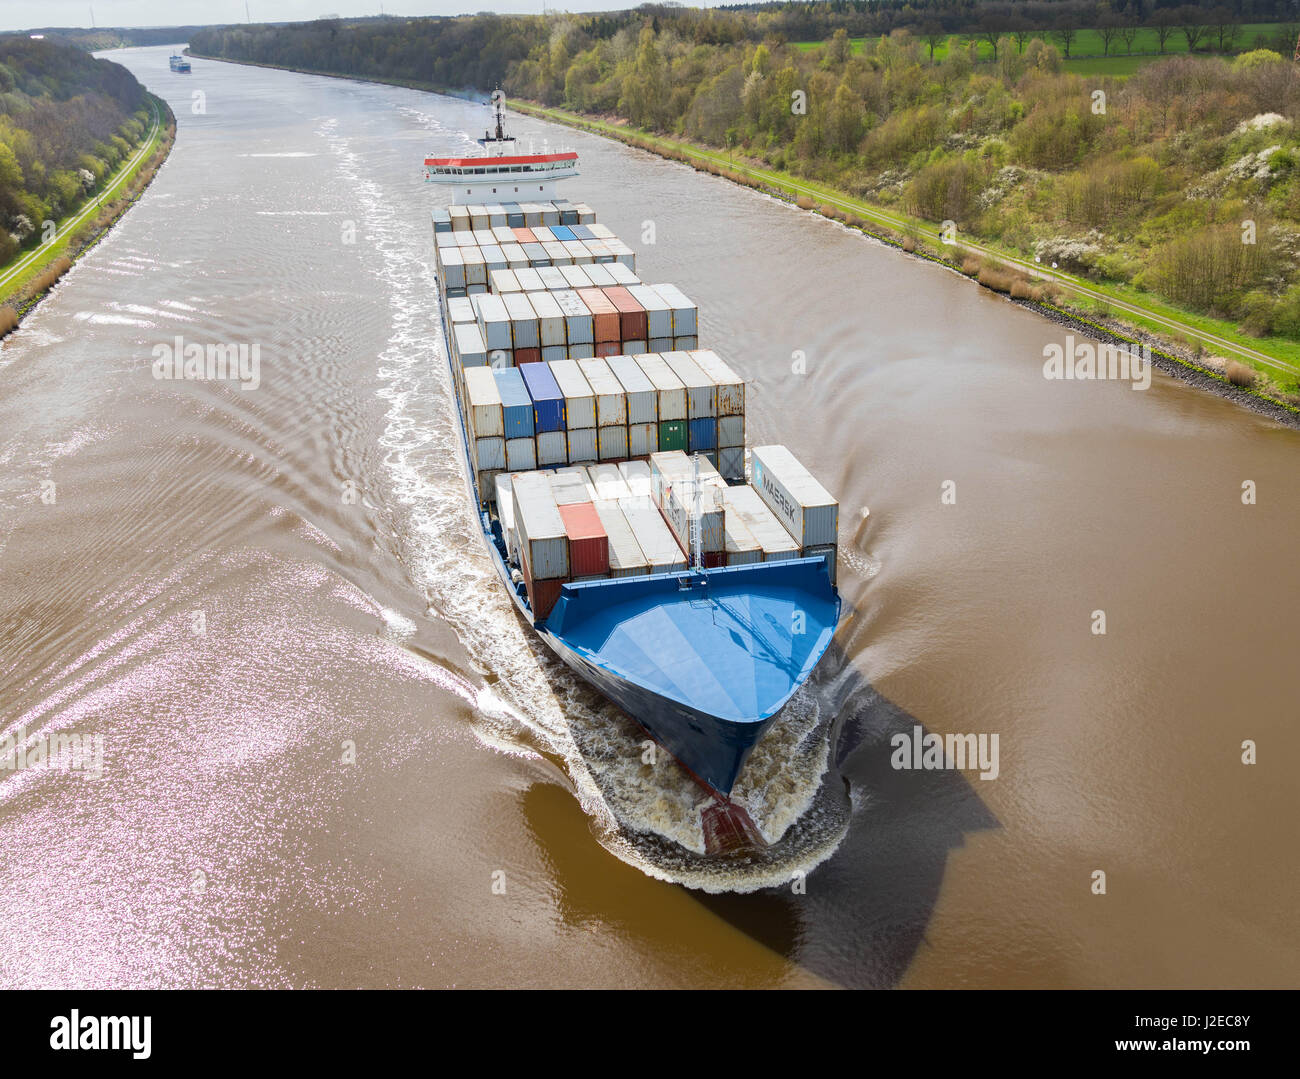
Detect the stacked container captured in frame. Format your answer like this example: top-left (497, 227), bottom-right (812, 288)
top-left (511, 472), bottom-right (570, 620)
top-left (661, 351), bottom-right (717, 460)
top-left (577, 357), bottom-right (628, 461)
top-left (648, 451), bottom-right (725, 563)
top-left (493, 368), bottom-right (536, 472)
top-left (633, 353), bottom-right (687, 453)
top-left (749, 445), bottom-right (840, 583)
top-left (549, 360), bottom-right (596, 464)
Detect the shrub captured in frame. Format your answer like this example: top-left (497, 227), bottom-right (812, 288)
top-left (1225, 360), bottom-right (1257, 387)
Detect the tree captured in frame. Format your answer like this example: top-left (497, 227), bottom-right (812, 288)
top-left (1009, 17), bottom-right (1033, 55)
top-left (1119, 19), bottom-right (1139, 55)
top-left (827, 27), bottom-right (851, 66)
top-left (921, 21), bottom-right (946, 61)
top-left (979, 14), bottom-right (1005, 62)
top-left (1208, 8), bottom-right (1240, 53)
top-left (1097, 6), bottom-right (1122, 56)
top-left (1153, 11), bottom-right (1178, 54)
top-left (1053, 16), bottom-right (1080, 59)
top-left (1179, 7), bottom-right (1208, 52)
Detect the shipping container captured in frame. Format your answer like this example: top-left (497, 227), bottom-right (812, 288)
top-left (492, 368), bottom-right (535, 439)
top-left (617, 497), bottom-right (688, 574)
top-left (648, 338), bottom-right (673, 354)
top-left (541, 345), bottom-right (566, 364)
top-left (495, 473), bottom-right (517, 559)
top-left (536, 430), bottom-right (567, 467)
top-left (503, 292), bottom-right (540, 350)
top-left (594, 342), bottom-right (621, 358)
top-left (512, 226), bottom-right (537, 244)
top-left (632, 353), bottom-right (686, 422)
top-left (502, 244), bottom-right (529, 270)
top-left (661, 351), bottom-right (716, 419)
top-left (525, 290), bottom-right (565, 348)
top-left (568, 343), bottom-right (595, 360)
top-left (514, 267), bottom-right (544, 293)
top-left (722, 484), bottom-right (801, 562)
top-left (532, 225), bottom-right (556, 243)
top-left (519, 362), bottom-right (565, 433)
top-left (473, 293), bottom-right (512, 353)
top-left (463, 367), bottom-right (504, 438)
top-left (688, 417), bottom-right (716, 453)
top-left (583, 263), bottom-right (616, 288)
top-left (431, 207), bottom-right (452, 234)
top-left (536, 266), bottom-right (567, 291)
top-left (521, 203), bottom-right (544, 228)
top-left (550, 225), bottom-right (576, 242)
top-left (547, 359), bottom-right (595, 430)
top-left (559, 264), bottom-right (593, 290)
top-left (504, 204), bottom-right (524, 228)
top-left (474, 436), bottom-right (506, 472)
top-left (542, 241), bottom-right (572, 266)
top-left (505, 437), bottom-right (536, 472)
top-left (658, 419), bottom-right (687, 452)
top-left (512, 472), bottom-right (569, 580)
top-left (588, 463), bottom-right (631, 502)
top-left (598, 425), bottom-right (628, 461)
top-left (650, 283), bottom-right (698, 336)
top-left (549, 470), bottom-right (590, 507)
top-left (716, 414), bottom-right (745, 448)
top-left (718, 445), bottom-right (745, 483)
top-left (453, 323), bottom-right (488, 369)
top-left (574, 203), bottom-right (597, 224)
top-left (687, 349), bottom-right (744, 417)
top-left (649, 451), bottom-right (725, 554)
top-left (480, 244), bottom-right (507, 272)
top-left (576, 288), bottom-right (620, 344)
top-left (604, 356), bottom-right (656, 424)
top-left (591, 500), bottom-right (649, 577)
top-left (439, 247), bottom-right (466, 289)
top-left (617, 460), bottom-right (653, 498)
top-left (564, 240), bottom-right (594, 265)
top-left (577, 358), bottom-right (628, 426)
top-left (606, 262), bottom-right (641, 287)
top-left (515, 348), bottom-right (540, 365)
top-left (449, 205), bottom-right (471, 231)
top-left (566, 426), bottom-right (598, 464)
top-left (627, 422), bottom-right (658, 457)
top-left (447, 296), bottom-right (477, 326)
top-left (521, 242), bottom-right (548, 265)
top-left (673, 335), bottom-right (698, 351)
top-left (578, 223), bottom-right (605, 240)
top-left (626, 285), bottom-right (673, 340)
top-left (558, 502), bottom-right (609, 578)
top-left (722, 504), bottom-right (763, 566)
top-left (750, 445), bottom-right (839, 548)
top-left (568, 466), bottom-right (600, 502)
top-left (552, 290), bottom-right (594, 345)
top-left (603, 287), bottom-right (648, 342)
top-left (605, 239), bottom-right (636, 269)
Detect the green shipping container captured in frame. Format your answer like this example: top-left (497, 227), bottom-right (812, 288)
top-left (658, 419), bottom-right (687, 452)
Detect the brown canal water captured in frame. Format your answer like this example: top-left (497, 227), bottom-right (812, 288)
top-left (0, 46), bottom-right (1296, 989)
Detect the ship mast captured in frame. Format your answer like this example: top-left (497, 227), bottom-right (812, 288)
top-left (690, 453), bottom-right (702, 572)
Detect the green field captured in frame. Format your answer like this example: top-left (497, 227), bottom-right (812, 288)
top-left (795, 21), bottom-right (1295, 74)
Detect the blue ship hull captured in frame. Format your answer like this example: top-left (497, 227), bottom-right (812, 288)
top-left (437, 292), bottom-right (839, 798)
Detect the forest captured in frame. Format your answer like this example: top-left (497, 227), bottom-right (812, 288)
top-left (191, 3), bottom-right (1300, 347)
top-left (0, 38), bottom-right (149, 267)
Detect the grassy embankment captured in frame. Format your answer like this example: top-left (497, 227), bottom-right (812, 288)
top-left (0, 95), bottom-right (174, 334)
top-left (510, 97), bottom-right (1300, 416)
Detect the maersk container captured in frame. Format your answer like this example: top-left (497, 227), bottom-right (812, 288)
top-left (588, 463), bottom-right (631, 502)
top-left (717, 414), bottom-right (745, 448)
top-left (583, 263), bottom-right (616, 288)
top-left (688, 418), bottom-right (717, 452)
top-left (591, 500), bottom-right (648, 577)
top-left (650, 283), bottom-right (698, 336)
top-left (552, 290), bottom-right (594, 345)
top-left (463, 367), bottom-right (504, 438)
top-left (558, 502), bottom-right (609, 578)
top-left (519, 362), bottom-right (565, 434)
top-left (536, 430), bottom-right (568, 467)
top-left (533, 226), bottom-right (556, 243)
top-left (440, 248), bottom-right (467, 290)
top-left (549, 470), bottom-right (590, 507)
top-left (547, 360), bottom-right (595, 429)
top-left (687, 350), bottom-right (745, 417)
top-left (662, 352), bottom-right (715, 419)
top-left (526, 291), bottom-right (565, 348)
top-left (750, 445), bottom-right (839, 548)
top-left (505, 436), bottom-right (536, 473)
top-left (475, 436), bottom-right (506, 472)
top-left (633, 354), bottom-right (686, 422)
top-left (512, 472), bottom-right (569, 580)
top-left (503, 293), bottom-right (540, 350)
top-left (577, 289), bottom-right (620, 344)
top-left (502, 244), bottom-right (529, 270)
top-left (604, 355), bottom-right (655, 426)
top-left (536, 266), bottom-right (567, 291)
top-left (618, 460), bottom-right (653, 498)
top-left (542, 241), bottom-right (572, 266)
top-left (453, 323), bottom-right (487, 369)
top-left (723, 507), bottom-right (763, 566)
top-left (598, 425), bottom-right (628, 461)
top-left (626, 285), bottom-right (673, 340)
top-left (577, 358), bottom-right (627, 427)
top-left (493, 368), bottom-right (535, 439)
top-left (658, 420), bottom-right (687, 452)
top-left (514, 267), bottom-right (544, 293)
top-left (617, 497), bottom-right (687, 573)
top-left (560, 264), bottom-right (593, 290)
top-left (628, 423), bottom-right (658, 457)
top-left (718, 445), bottom-right (745, 483)
top-left (474, 294), bottom-right (513, 354)
top-left (567, 426), bottom-right (598, 464)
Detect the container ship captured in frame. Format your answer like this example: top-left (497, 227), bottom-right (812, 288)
top-left (169, 54), bottom-right (191, 73)
top-left (425, 96), bottom-right (842, 844)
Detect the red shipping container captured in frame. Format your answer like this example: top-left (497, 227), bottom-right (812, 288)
top-left (513, 227), bottom-right (537, 243)
top-left (594, 341), bottom-right (620, 357)
top-left (577, 287), bottom-right (621, 344)
top-left (703, 551), bottom-right (726, 569)
top-left (603, 286), bottom-right (648, 342)
top-left (515, 347), bottom-right (541, 364)
top-left (558, 502), bottom-right (610, 577)
top-left (523, 561), bottom-right (565, 621)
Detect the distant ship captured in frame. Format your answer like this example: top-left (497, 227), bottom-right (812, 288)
top-left (424, 94), bottom-right (841, 847)
top-left (169, 54), bottom-right (191, 73)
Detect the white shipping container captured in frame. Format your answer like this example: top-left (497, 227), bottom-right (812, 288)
top-left (588, 223), bottom-right (615, 240)
top-left (503, 293), bottom-right (540, 349)
top-left (549, 470), bottom-right (590, 506)
top-left (632, 353), bottom-right (686, 422)
top-left (491, 224), bottom-right (515, 245)
top-left (471, 226), bottom-right (493, 244)
top-left (552, 290), bottom-right (594, 345)
top-left (567, 426), bottom-right (598, 464)
top-left (628, 422), bottom-right (658, 457)
top-left (495, 473), bottom-right (519, 563)
top-left (718, 445), bottom-right (745, 483)
top-left (648, 451), bottom-right (724, 554)
top-left (463, 367), bottom-right (504, 438)
top-left (506, 437), bottom-right (537, 473)
top-left (512, 472), bottom-right (569, 580)
top-left (588, 463), bottom-right (631, 501)
top-left (661, 351), bottom-right (716, 419)
top-left (606, 262), bottom-right (640, 287)
top-left (542, 241), bottom-right (572, 265)
top-left (687, 349), bottom-right (745, 416)
top-left (473, 293), bottom-right (513, 352)
top-left (449, 205), bottom-right (471, 230)
top-left (627, 285), bottom-right (674, 340)
top-left (453, 323), bottom-right (488, 369)
top-left (618, 496), bottom-right (688, 573)
top-left (560, 264), bottom-right (593, 290)
top-left (475, 436), bottom-right (506, 471)
top-left (651, 283), bottom-right (698, 335)
top-left (577, 358), bottom-right (628, 426)
top-left (598, 425), bottom-right (628, 461)
top-left (514, 267), bottom-right (544, 292)
top-left (583, 263), bottom-right (616, 288)
top-left (591, 500), bottom-right (649, 577)
top-left (536, 266), bottom-right (568, 291)
top-left (542, 345), bottom-right (567, 363)
top-left (605, 355), bottom-right (657, 425)
top-left (548, 359), bottom-right (596, 429)
top-left (749, 446), bottom-right (839, 548)
top-left (532, 226), bottom-right (556, 243)
top-left (563, 240), bottom-right (593, 264)
top-left (439, 247), bottom-right (466, 289)
top-left (447, 296), bottom-right (477, 326)
top-left (568, 343), bottom-right (595, 360)
top-left (723, 507), bottom-right (763, 566)
top-left (722, 484), bottom-right (800, 561)
top-left (648, 338), bottom-right (673, 353)
top-left (502, 243), bottom-right (529, 269)
top-left (673, 335), bottom-right (698, 350)
top-left (717, 414), bottom-right (745, 448)
top-left (536, 430), bottom-right (568, 467)
top-left (526, 291), bottom-right (566, 348)
top-left (617, 460), bottom-right (653, 498)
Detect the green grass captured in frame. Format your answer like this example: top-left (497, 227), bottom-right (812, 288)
top-left (795, 21), bottom-right (1293, 69)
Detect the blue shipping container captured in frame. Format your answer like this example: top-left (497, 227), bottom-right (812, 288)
top-left (493, 368), bottom-right (536, 439)
top-left (550, 225), bottom-right (576, 242)
top-left (688, 417), bottom-right (716, 452)
top-left (519, 362), bottom-right (566, 434)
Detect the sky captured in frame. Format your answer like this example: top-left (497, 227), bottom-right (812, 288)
top-left (2, 1), bottom-right (666, 34)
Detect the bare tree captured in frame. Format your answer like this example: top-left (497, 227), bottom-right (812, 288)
top-left (979, 14), bottom-right (1005, 62)
top-left (1053, 15), bottom-right (1080, 58)
top-left (1097, 5), bottom-right (1122, 57)
top-left (921, 21), bottom-right (946, 62)
top-left (1179, 6), bottom-right (1209, 52)
top-left (1153, 10), bottom-right (1178, 54)
top-left (1119, 18), bottom-right (1139, 55)
top-left (1008, 16), bottom-right (1034, 54)
top-left (1208, 7), bottom-right (1240, 53)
